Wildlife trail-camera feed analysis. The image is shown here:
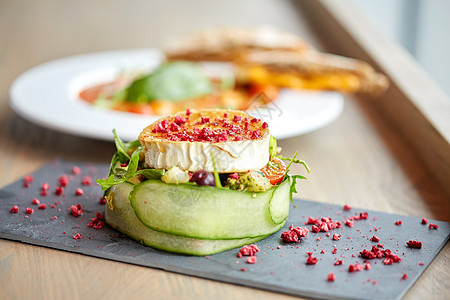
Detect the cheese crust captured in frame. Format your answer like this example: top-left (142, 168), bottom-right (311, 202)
top-left (139, 109), bottom-right (270, 172)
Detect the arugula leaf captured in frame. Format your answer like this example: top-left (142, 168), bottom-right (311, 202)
top-left (288, 174), bottom-right (307, 207)
top-left (277, 153), bottom-right (310, 174)
top-left (97, 149), bottom-right (142, 191)
top-left (113, 129), bottom-right (141, 163)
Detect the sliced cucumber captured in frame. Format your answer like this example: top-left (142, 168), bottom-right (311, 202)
top-left (268, 176), bottom-right (291, 224)
top-left (105, 182), bottom-right (272, 255)
top-left (129, 179), bottom-right (290, 239)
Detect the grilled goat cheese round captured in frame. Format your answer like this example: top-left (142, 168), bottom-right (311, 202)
top-left (139, 109), bottom-right (270, 173)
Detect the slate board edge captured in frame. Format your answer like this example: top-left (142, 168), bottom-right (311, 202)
top-left (0, 230), bottom-right (368, 300)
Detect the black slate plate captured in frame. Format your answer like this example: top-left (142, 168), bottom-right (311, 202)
top-left (0, 160), bottom-right (448, 299)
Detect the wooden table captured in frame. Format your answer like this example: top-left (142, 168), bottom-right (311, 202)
top-left (0, 1), bottom-right (448, 299)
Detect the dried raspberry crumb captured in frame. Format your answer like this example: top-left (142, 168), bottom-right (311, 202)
top-left (233, 115), bottom-right (242, 122)
top-left (306, 254), bottom-right (318, 265)
top-left (247, 256), bottom-right (257, 264)
top-left (326, 232), bottom-right (331, 237)
top-left (281, 230), bottom-right (299, 243)
top-left (73, 233), bottom-right (82, 240)
top-left (402, 274), bottom-right (408, 280)
top-left (311, 225), bottom-right (320, 233)
top-left (174, 115), bottom-right (187, 125)
top-left (348, 263), bottom-right (363, 272)
top-left (421, 218), bottom-right (428, 225)
top-left (370, 236), bottom-right (380, 242)
top-left (332, 248), bottom-right (337, 254)
top-left (262, 122), bottom-right (269, 129)
top-left (70, 204), bottom-right (82, 217)
top-left (55, 186), bottom-right (64, 195)
top-left (50, 204), bottom-right (55, 208)
top-left (238, 244), bottom-right (260, 257)
top-left (343, 204), bottom-right (352, 211)
top-left (32, 198), bottom-right (40, 205)
top-left (99, 197), bottom-right (106, 205)
top-left (377, 243), bottom-right (384, 248)
top-left (327, 273), bottom-right (336, 281)
top-left (365, 263), bottom-right (371, 270)
top-left (24, 175), bottom-right (33, 183)
top-left (38, 204), bottom-right (47, 210)
top-left (406, 240), bottom-right (422, 249)
top-left (25, 207), bottom-right (34, 214)
top-left (240, 268), bottom-right (246, 272)
top-left (41, 183), bottom-right (50, 190)
top-left (81, 176), bottom-right (91, 185)
top-left (10, 205), bottom-right (19, 213)
top-left (428, 223), bottom-right (439, 229)
top-left (334, 260), bottom-right (344, 265)
top-left (332, 234), bottom-right (341, 241)
top-left (395, 220), bottom-right (402, 226)
top-left (40, 189), bottom-right (47, 196)
top-left (58, 174), bottom-right (69, 187)
top-left (87, 213), bottom-right (105, 229)
top-left (72, 166), bottom-right (81, 175)
top-left (186, 108), bottom-right (191, 116)
top-left (75, 188), bottom-right (84, 196)
top-left (345, 219), bottom-right (354, 227)
top-left (419, 262), bottom-right (424, 266)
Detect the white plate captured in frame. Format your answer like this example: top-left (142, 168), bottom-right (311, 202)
top-left (10, 49), bottom-right (344, 141)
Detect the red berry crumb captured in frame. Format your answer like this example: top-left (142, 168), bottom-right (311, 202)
top-left (238, 244), bottom-right (260, 257)
top-left (10, 205), bottom-right (19, 213)
top-left (32, 198), bottom-right (40, 205)
top-left (334, 260), bottom-right (344, 265)
top-left (395, 220), bottom-right (402, 226)
top-left (72, 166), bottom-right (81, 175)
top-left (41, 183), bottom-right (50, 191)
top-left (81, 176), bottom-right (91, 185)
top-left (348, 263), bottom-right (363, 272)
top-left (58, 174), bottom-right (69, 187)
top-left (343, 204), bottom-right (352, 211)
top-left (428, 223), bottom-right (439, 229)
top-left (327, 273), bottom-right (336, 282)
top-left (75, 188), bottom-right (84, 196)
top-left (332, 248), bottom-right (337, 254)
top-left (25, 207), bottom-right (34, 214)
top-left (99, 197), bottom-right (106, 205)
top-left (406, 240), bottom-right (422, 249)
top-left (345, 219), bottom-right (354, 227)
top-left (55, 186), bottom-right (64, 195)
top-left (365, 263), bottom-right (371, 270)
top-left (246, 256), bottom-right (257, 264)
top-left (73, 233), bottom-right (82, 240)
top-left (38, 204), bottom-right (47, 210)
top-left (70, 204), bottom-right (83, 217)
top-left (87, 213), bottom-right (105, 229)
top-left (421, 218), bottom-right (428, 225)
top-left (370, 236), bottom-right (380, 242)
top-left (332, 234), bottom-right (341, 241)
top-left (306, 254), bottom-right (318, 265)
top-left (402, 274), bottom-right (408, 280)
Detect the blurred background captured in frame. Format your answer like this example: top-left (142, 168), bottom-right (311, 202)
top-left (1, 0), bottom-right (448, 96)
top-left (352, 0), bottom-right (450, 97)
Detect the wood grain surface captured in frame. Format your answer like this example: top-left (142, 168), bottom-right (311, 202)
top-left (0, 1), bottom-right (448, 299)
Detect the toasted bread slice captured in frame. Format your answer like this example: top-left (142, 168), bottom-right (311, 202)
top-left (163, 26), bottom-right (388, 96)
top-left (164, 25), bottom-right (310, 62)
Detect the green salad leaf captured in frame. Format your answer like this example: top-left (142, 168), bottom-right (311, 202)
top-left (125, 62), bottom-right (213, 103)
